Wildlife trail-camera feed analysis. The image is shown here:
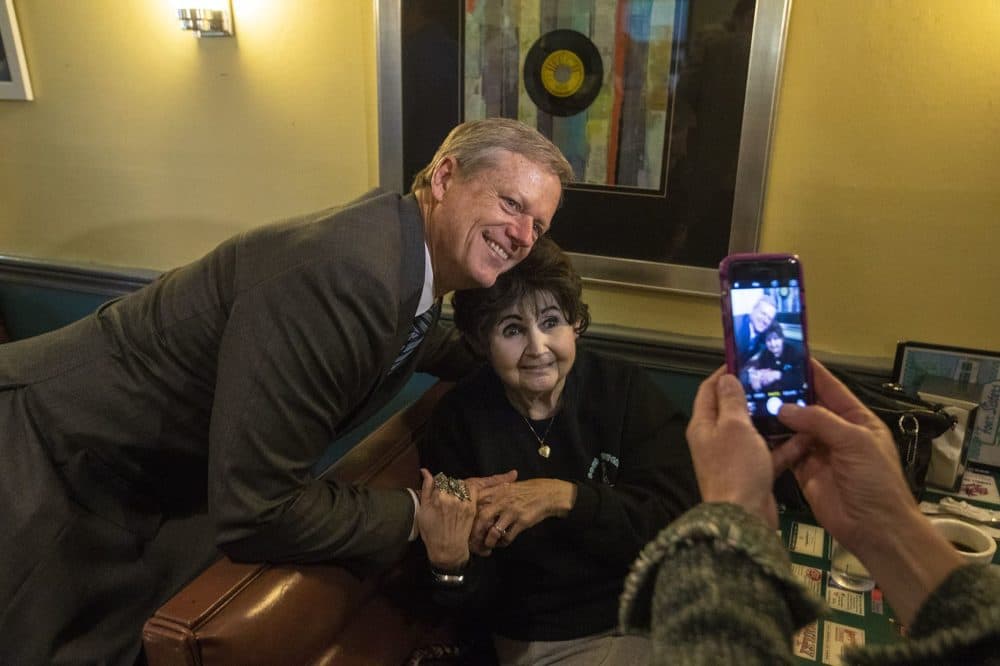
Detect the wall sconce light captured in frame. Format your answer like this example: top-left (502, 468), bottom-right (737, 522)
top-left (177, 1), bottom-right (234, 38)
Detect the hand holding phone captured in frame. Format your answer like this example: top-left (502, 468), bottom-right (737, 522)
top-left (719, 253), bottom-right (814, 439)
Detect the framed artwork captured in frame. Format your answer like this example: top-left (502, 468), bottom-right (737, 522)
top-left (0, 0), bottom-right (32, 101)
top-left (376, 0), bottom-right (791, 294)
top-left (893, 341), bottom-right (1000, 463)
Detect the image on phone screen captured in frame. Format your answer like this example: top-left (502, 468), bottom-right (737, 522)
top-left (729, 278), bottom-right (808, 421)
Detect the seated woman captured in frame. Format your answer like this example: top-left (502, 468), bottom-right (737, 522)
top-left (741, 323), bottom-right (805, 393)
top-left (416, 237), bottom-right (700, 664)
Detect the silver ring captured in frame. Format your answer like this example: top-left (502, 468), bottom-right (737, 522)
top-left (493, 524), bottom-right (507, 536)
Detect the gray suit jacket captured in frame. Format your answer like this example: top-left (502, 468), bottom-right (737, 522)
top-left (0, 189), bottom-right (458, 566)
top-left (732, 313), bottom-right (765, 366)
top-left (0, 189), bottom-right (479, 664)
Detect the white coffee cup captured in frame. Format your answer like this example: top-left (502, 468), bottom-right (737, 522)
top-left (929, 517), bottom-right (997, 564)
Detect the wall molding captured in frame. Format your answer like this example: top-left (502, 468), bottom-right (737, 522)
top-left (580, 323), bottom-right (892, 384)
top-left (0, 254), bottom-right (159, 297)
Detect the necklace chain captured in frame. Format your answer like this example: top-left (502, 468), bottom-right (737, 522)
top-left (521, 414), bottom-right (555, 458)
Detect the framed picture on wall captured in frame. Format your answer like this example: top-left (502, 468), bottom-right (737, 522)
top-left (0, 0), bottom-right (33, 101)
top-left (376, 0), bottom-right (790, 294)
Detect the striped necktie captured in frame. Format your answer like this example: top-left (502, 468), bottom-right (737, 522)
top-left (389, 302), bottom-right (440, 374)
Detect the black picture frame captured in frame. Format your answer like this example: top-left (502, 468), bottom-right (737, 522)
top-left (377, 0), bottom-right (790, 294)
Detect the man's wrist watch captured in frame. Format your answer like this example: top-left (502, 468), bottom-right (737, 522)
top-left (429, 564), bottom-right (465, 586)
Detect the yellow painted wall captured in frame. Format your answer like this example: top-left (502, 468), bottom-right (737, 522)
top-left (588, 0), bottom-right (1000, 361)
top-left (0, 1), bottom-right (997, 363)
top-left (0, 1), bottom-right (379, 269)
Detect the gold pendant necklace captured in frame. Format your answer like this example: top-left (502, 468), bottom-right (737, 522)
top-left (521, 414), bottom-right (556, 458)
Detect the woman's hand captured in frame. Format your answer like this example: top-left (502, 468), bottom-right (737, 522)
top-left (777, 360), bottom-right (922, 555)
top-left (777, 359), bottom-right (963, 625)
top-left (759, 368), bottom-right (782, 388)
top-left (469, 478), bottom-right (577, 554)
top-left (416, 468), bottom-right (478, 570)
top-left (686, 367), bottom-right (792, 529)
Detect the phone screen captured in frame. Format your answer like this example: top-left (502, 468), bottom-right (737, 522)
top-left (721, 255), bottom-right (812, 438)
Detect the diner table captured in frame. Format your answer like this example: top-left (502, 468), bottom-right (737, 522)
top-left (779, 508), bottom-right (901, 664)
top-left (780, 465), bottom-right (1000, 664)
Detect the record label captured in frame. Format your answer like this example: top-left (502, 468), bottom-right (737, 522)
top-left (540, 49), bottom-right (585, 97)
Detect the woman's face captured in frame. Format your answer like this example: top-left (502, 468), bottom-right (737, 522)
top-left (765, 332), bottom-right (784, 356)
top-left (487, 290), bottom-right (578, 401)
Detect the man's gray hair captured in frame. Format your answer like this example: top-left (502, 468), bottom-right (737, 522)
top-left (755, 294), bottom-right (778, 309)
top-left (410, 118), bottom-right (575, 193)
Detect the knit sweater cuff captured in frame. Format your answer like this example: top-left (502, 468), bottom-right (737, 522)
top-left (619, 502), bottom-right (824, 634)
top-left (847, 563), bottom-right (1000, 665)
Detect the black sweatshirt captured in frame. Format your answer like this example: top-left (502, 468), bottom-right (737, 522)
top-left (419, 349), bottom-right (701, 641)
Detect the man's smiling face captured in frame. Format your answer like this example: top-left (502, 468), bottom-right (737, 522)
top-left (750, 300), bottom-right (776, 334)
top-left (426, 149), bottom-right (562, 294)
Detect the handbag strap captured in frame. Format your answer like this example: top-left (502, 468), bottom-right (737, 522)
top-left (830, 367), bottom-right (956, 439)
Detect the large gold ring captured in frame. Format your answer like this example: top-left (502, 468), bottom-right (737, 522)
top-left (433, 472), bottom-right (470, 502)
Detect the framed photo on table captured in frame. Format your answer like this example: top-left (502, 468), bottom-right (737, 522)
top-left (0, 0), bottom-right (33, 101)
top-left (376, 0), bottom-right (791, 294)
top-left (893, 341), bottom-right (1000, 464)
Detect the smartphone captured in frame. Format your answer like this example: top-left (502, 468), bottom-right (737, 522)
top-left (719, 253), bottom-right (814, 439)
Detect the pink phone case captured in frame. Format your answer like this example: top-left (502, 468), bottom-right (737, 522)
top-left (719, 253), bottom-right (814, 438)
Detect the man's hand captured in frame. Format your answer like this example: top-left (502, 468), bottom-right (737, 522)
top-left (416, 468), bottom-right (478, 570)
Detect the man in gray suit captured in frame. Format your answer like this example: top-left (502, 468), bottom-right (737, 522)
top-left (0, 118), bottom-right (573, 665)
top-left (732, 295), bottom-right (777, 365)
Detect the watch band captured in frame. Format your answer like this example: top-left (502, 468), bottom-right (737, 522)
top-left (430, 567), bottom-right (465, 586)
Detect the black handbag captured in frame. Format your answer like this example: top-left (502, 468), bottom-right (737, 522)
top-left (831, 370), bottom-right (957, 494)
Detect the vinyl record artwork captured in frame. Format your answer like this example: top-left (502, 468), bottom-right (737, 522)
top-left (523, 30), bottom-right (603, 117)
top-left (389, 0), bottom-right (784, 288)
top-left (464, 0), bottom-right (680, 190)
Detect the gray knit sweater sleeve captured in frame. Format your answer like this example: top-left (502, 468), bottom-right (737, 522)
top-left (620, 503), bottom-right (1000, 665)
top-left (847, 563), bottom-right (1000, 665)
top-left (619, 503), bottom-right (824, 665)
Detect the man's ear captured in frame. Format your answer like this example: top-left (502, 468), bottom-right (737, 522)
top-left (430, 156), bottom-right (457, 203)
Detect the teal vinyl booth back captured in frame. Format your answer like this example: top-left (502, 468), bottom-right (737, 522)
top-left (0, 272), bottom-right (709, 473)
top-left (0, 282), bottom-right (109, 341)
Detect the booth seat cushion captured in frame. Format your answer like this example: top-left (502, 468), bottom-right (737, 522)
top-left (142, 382), bottom-right (454, 666)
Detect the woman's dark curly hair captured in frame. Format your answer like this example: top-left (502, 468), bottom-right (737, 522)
top-left (762, 322), bottom-right (785, 340)
top-left (452, 236), bottom-right (590, 357)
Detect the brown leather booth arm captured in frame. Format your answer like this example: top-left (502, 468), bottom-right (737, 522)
top-left (142, 382), bottom-right (454, 666)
